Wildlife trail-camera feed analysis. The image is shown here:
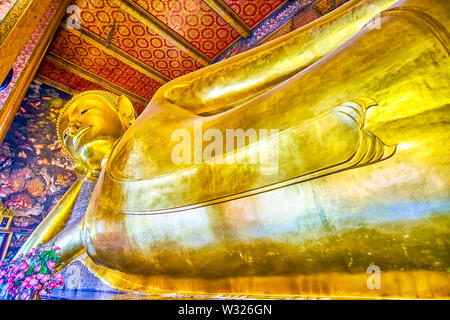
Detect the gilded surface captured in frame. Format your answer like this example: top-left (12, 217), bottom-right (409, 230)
top-left (24, 0), bottom-right (450, 298)
top-left (16, 91), bottom-right (135, 263)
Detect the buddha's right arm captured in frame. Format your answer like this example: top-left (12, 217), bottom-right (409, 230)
top-left (159, 0), bottom-right (400, 115)
top-left (14, 180), bottom-right (82, 258)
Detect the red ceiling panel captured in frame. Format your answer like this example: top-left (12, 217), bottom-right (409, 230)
top-left (223, 0), bottom-right (286, 27)
top-left (37, 59), bottom-right (147, 113)
top-left (48, 28), bottom-right (164, 100)
top-left (37, 0), bottom-right (292, 103)
top-left (73, 0), bottom-right (203, 79)
top-left (130, 0), bottom-right (240, 58)
top-left (38, 59), bottom-right (106, 92)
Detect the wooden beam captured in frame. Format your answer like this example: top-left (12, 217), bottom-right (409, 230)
top-left (202, 0), bottom-right (250, 38)
top-left (60, 22), bottom-right (171, 83)
top-left (44, 52), bottom-right (149, 106)
top-left (35, 74), bottom-right (80, 96)
top-left (0, 0), bottom-right (71, 145)
top-left (0, 0), bottom-right (53, 84)
top-left (110, 0), bottom-right (211, 66)
top-left (62, 23), bottom-right (170, 82)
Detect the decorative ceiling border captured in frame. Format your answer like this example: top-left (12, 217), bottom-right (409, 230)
top-left (203, 0), bottom-right (250, 38)
top-left (0, 0), bottom-right (31, 45)
top-left (213, 0), bottom-right (314, 63)
top-left (0, 0), bottom-right (60, 108)
top-left (45, 52), bottom-right (149, 106)
top-left (0, 0), bottom-right (70, 145)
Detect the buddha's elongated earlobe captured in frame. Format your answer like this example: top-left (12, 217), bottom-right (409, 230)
top-left (117, 95), bottom-right (136, 127)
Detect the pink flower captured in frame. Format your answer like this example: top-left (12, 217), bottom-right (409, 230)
top-left (14, 271), bottom-right (25, 280)
top-left (0, 244), bottom-right (64, 299)
top-left (19, 261), bottom-right (28, 270)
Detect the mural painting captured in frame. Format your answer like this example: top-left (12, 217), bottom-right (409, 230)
top-left (0, 80), bottom-right (76, 259)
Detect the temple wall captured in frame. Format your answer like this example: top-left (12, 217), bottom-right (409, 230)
top-left (0, 80), bottom-right (76, 259)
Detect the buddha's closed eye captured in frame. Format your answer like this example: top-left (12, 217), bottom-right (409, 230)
top-left (80, 107), bottom-right (95, 115)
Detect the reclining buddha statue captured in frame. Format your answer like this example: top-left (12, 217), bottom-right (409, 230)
top-left (19, 0), bottom-right (449, 298)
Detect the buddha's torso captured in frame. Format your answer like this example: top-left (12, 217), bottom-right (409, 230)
top-left (78, 0), bottom-right (450, 298)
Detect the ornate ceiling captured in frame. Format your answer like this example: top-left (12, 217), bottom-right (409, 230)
top-left (36, 0), bottom-right (288, 112)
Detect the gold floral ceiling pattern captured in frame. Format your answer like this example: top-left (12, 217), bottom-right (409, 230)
top-left (36, 0), bottom-right (289, 112)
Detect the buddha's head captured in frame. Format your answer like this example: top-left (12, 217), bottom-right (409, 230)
top-left (57, 91), bottom-right (136, 179)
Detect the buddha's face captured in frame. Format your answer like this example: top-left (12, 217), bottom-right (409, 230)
top-left (59, 96), bottom-right (128, 178)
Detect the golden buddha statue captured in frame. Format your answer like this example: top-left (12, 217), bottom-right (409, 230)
top-left (23, 0), bottom-right (450, 298)
top-left (16, 91), bottom-right (135, 259)
top-left (57, 91), bottom-right (136, 179)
